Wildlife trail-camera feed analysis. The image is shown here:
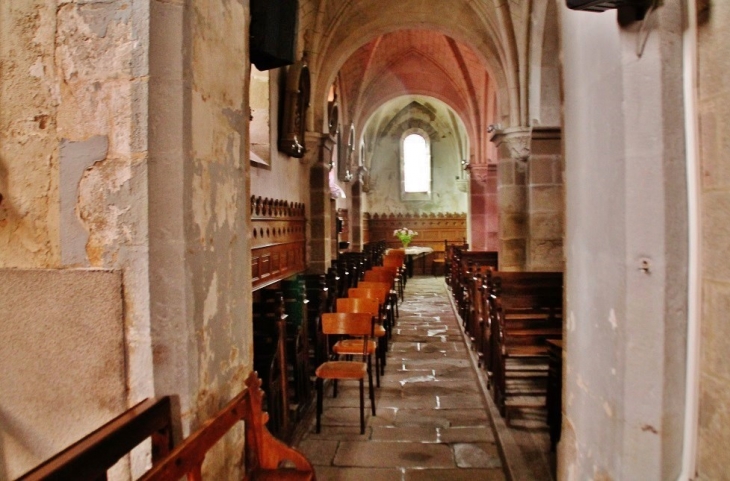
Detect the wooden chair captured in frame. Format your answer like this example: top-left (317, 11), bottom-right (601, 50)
top-left (431, 247), bottom-right (445, 276)
top-left (358, 279), bottom-right (398, 324)
top-left (372, 265), bottom-right (404, 300)
top-left (337, 297), bottom-right (386, 376)
top-left (330, 290), bottom-right (381, 387)
top-left (316, 312), bottom-right (376, 435)
top-left (348, 286), bottom-right (392, 339)
top-left (383, 254), bottom-right (406, 281)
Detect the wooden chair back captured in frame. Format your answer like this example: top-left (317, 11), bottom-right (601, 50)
top-left (363, 270), bottom-right (395, 284)
top-left (348, 287), bottom-right (388, 306)
top-left (383, 257), bottom-right (404, 269)
top-left (322, 312), bottom-right (373, 338)
top-left (337, 297), bottom-right (379, 317)
top-left (357, 281), bottom-right (391, 292)
top-left (372, 265), bottom-right (399, 276)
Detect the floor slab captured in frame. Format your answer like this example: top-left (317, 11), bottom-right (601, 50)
top-left (294, 276), bottom-right (552, 481)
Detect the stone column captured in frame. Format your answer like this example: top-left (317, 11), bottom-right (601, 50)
top-left (350, 180), bottom-right (362, 250)
top-left (491, 128), bottom-right (531, 271)
top-left (468, 163), bottom-right (499, 251)
top-left (306, 131), bottom-right (335, 274)
top-left (527, 127), bottom-right (563, 271)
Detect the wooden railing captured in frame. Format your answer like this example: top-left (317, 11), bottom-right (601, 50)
top-left (17, 397), bottom-right (176, 480)
top-left (19, 372), bottom-right (314, 480)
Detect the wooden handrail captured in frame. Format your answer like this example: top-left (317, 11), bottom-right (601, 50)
top-left (139, 372), bottom-right (314, 481)
top-left (18, 397), bottom-right (175, 481)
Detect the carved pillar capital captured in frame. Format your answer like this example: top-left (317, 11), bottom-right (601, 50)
top-left (358, 166), bottom-right (371, 193)
top-left (302, 131), bottom-right (329, 167)
top-left (490, 127), bottom-right (532, 162)
top-left (468, 163), bottom-right (497, 184)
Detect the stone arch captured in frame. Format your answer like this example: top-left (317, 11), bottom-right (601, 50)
top-left (301, 0), bottom-right (521, 137)
top-left (528, 0), bottom-right (562, 126)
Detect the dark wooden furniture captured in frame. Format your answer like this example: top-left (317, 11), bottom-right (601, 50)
top-left (486, 272), bottom-right (563, 421)
top-left (17, 397), bottom-right (176, 480)
top-left (253, 291), bottom-right (290, 438)
top-left (546, 339), bottom-right (563, 451)
top-left (139, 372), bottom-right (315, 481)
top-left (251, 197), bottom-right (306, 291)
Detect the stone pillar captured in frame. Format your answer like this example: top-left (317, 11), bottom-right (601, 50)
top-left (469, 164), bottom-right (499, 251)
top-left (350, 180), bottom-right (362, 250)
top-left (307, 132), bottom-right (334, 274)
top-left (527, 127), bottom-right (563, 271)
top-left (491, 128), bottom-right (531, 271)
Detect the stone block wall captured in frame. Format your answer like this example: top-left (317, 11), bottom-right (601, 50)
top-left (469, 164), bottom-right (499, 251)
top-left (494, 129), bottom-right (530, 271)
top-left (527, 127), bottom-right (563, 271)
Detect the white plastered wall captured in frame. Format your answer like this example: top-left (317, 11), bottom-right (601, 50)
top-left (560, 3), bottom-right (688, 479)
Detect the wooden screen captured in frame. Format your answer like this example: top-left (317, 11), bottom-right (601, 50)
top-left (251, 197), bottom-right (306, 290)
top-left (363, 212), bottom-right (466, 253)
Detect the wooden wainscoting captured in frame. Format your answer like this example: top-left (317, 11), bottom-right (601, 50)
top-left (363, 212), bottom-right (466, 274)
top-left (251, 197), bottom-right (307, 291)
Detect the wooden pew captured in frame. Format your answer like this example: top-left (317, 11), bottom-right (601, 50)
top-left (453, 251), bottom-right (498, 326)
top-left (486, 272), bottom-right (563, 422)
top-left (17, 397), bottom-right (176, 480)
top-left (303, 273), bottom-right (329, 367)
top-left (281, 277), bottom-right (313, 419)
top-left (139, 371), bottom-right (315, 481)
top-left (444, 242), bottom-right (468, 290)
top-left (20, 374), bottom-right (312, 481)
top-left (253, 291), bottom-right (290, 439)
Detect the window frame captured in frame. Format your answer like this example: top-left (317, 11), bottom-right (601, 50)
top-left (400, 129), bottom-right (432, 201)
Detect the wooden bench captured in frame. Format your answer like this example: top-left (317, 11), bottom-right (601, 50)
top-left (453, 251), bottom-right (498, 325)
top-left (17, 397), bottom-right (177, 480)
top-left (253, 291), bottom-right (290, 439)
top-left (140, 371), bottom-right (314, 480)
top-left (19, 372), bottom-right (313, 480)
top-left (485, 272), bottom-right (563, 421)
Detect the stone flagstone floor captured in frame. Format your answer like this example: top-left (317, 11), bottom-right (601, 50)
top-left (295, 276), bottom-right (508, 481)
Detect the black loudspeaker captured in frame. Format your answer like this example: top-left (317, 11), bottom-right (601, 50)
top-left (250, 0), bottom-right (298, 71)
top-left (566, 0), bottom-right (649, 13)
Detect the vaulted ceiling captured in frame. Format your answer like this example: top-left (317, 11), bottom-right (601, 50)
top-left (334, 29), bottom-right (495, 165)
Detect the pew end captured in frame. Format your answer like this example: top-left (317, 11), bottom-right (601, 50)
top-left (139, 371), bottom-right (315, 481)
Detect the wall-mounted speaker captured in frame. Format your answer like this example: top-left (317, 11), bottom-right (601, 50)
top-left (566, 0), bottom-right (649, 12)
top-left (566, 0), bottom-right (653, 21)
top-left (250, 0), bottom-right (298, 71)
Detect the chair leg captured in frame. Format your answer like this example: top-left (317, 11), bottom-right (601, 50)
top-left (359, 378), bottom-right (365, 435)
top-left (368, 362), bottom-right (376, 416)
top-left (373, 353), bottom-right (380, 387)
top-left (316, 377), bottom-right (323, 434)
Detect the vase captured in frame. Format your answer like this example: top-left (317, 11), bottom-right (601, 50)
top-left (402, 240), bottom-right (410, 248)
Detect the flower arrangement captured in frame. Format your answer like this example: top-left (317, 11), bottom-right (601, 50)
top-left (393, 227), bottom-right (418, 247)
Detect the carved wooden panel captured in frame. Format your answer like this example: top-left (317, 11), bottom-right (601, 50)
top-left (251, 197), bottom-right (306, 290)
top-left (363, 212), bottom-right (467, 254)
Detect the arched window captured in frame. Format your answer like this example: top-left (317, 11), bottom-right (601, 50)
top-left (401, 131), bottom-right (431, 200)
